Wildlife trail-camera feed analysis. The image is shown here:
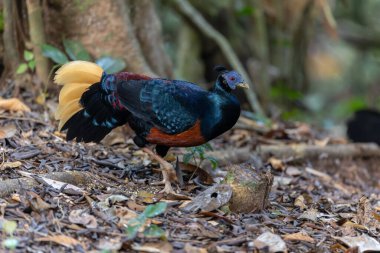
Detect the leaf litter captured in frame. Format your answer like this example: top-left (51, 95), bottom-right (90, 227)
top-left (0, 96), bottom-right (379, 252)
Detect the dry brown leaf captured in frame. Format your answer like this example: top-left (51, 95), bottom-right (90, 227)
top-left (373, 212), bottom-right (380, 222)
top-left (181, 184), bottom-right (232, 213)
top-left (294, 195), bottom-right (307, 210)
top-left (22, 130), bottom-right (33, 138)
top-left (10, 194), bottom-right (21, 202)
top-left (336, 234), bottom-right (380, 252)
top-left (115, 206), bottom-right (138, 228)
top-left (69, 209), bottom-right (98, 229)
top-left (314, 137), bottom-right (330, 147)
top-left (299, 208), bottom-right (320, 222)
top-left (1, 161), bottom-right (22, 170)
top-left (36, 235), bottom-right (81, 248)
top-left (0, 98), bottom-right (30, 112)
top-left (27, 191), bottom-right (51, 212)
top-left (97, 237), bottom-right (123, 251)
top-left (253, 231), bottom-right (287, 252)
top-left (137, 191), bottom-right (156, 204)
top-left (342, 221), bottom-right (368, 231)
top-left (0, 124), bottom-right (17, 139)
top-left (127, 200), bottom-right (146, 212)
top-left (131, 241), bottom-right (173, 253)
top-left (283, 231), bottom-right (315, 243)
top-left (184, 243), bottom-right (207, 253)
top-left (268, 157), bottom-right (284, 171)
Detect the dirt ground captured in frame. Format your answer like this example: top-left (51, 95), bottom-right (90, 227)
top-left (0, 93), bottom-right (379, 253)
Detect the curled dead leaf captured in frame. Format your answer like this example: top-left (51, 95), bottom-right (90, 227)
top-left (0, 124), bottom-right (17, 139)
top-left (1, 161), bottom-right (22, 170)
top-left (69, 209), bottom-right (97, 229)
top-left (283, 231), bottom-right (315, 243)
top-left (0, 98), bottom-right (30, 112)
top-left (294, 195), bottom-right (307, 210)
top-left (268, 157), bottom-right (284, 170)
top-left (27, 191), bottom-right (51, 212)
top-left (181, 184), bottom-right (232, 213)
top-left (36, 235), bottom-right (81, 248)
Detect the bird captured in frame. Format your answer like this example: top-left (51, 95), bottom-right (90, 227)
top-left (347, 108), bottom-right (380, 145)
top-left (54, 61), bottom-right (248, 194)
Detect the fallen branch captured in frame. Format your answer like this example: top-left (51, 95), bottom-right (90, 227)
top-left (257, 143), bottom-right (380, 160)
top-left (187, 143), bottom-right (380, 170)
top-left (171, 0), bottom-right (265, 117)
top-left (0, 171), bottom-right (94, 198)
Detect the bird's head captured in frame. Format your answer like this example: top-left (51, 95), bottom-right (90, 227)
top-left (214, 65), bottom-right (249, 92)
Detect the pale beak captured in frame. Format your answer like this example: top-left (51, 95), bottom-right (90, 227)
top-left (236, 82), bottom-right (249, 89)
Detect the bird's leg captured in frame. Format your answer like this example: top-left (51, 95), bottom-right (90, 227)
top-left (142, 147), bottom-right (177, 194)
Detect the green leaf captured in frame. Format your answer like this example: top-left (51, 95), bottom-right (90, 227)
top-left (125, 216), bottom-right (146, 240)
top-left (206, 156), bottom-right (218, 169)
top-left (2, 238), bottom-right (18, 250)
top-left (143, 202), bottom-right (167, 218)
top-left (203, 143), bottom-right (213, 151)
top-left (28, 60), bottom-right (36, 71)
top-left (42, 44), bottom-right (69, 64)
top-left (143, 224), bottom-right (166, 238)
top-left (63, 39), bottom-right (91, 61)
top-left (24, 50), bottom-right (34, 61)
top-left (183, 153), bottom-right (193, 164)
top-left (125, 222), bottom-right (141, 240)
top-left (194, 146), bottom-right (202, 152)
top-left (3, 220), bottom-right (17, 235)
top-left (16, 63), bottom-right (28, 74)
top-left (96, 56), bottom-right (126, 74)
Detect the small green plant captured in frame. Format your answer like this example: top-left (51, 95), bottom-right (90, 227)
top-left (2, 220), bottom-right (18, 250)
top-left (16, 50), bottom-right (36, 74)
top-left (42, 39), bottom-right (126, 74)
top-left (183, 143), bottom-right (218, 170)
top-left (125, 202), bottom-right (167, 240)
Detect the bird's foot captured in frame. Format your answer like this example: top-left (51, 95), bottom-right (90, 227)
top-left (143, 147), bottom-right (178, 195)
top-left (160, 172), bottom-right (177, 195)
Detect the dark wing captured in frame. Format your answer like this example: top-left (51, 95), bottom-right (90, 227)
top-left (116, 79), bottom-right (207, 134)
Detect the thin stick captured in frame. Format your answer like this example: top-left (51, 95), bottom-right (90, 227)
top-left (0, 115), bottom-right (49, 125)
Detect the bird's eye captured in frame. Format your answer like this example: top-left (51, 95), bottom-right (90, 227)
top-left (230, 77), bottom-right (235, 81)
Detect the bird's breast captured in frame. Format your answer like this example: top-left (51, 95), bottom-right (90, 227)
top-left (201, 94), bottom-right (241, 140)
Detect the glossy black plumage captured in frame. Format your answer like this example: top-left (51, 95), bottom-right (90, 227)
top-left (62, 68), bottom-right (245, 156)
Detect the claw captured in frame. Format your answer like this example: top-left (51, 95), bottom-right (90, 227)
top-left (143, 147), bottom-right (178, 194)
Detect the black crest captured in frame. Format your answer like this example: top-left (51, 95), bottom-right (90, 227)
top-left (214, 65), bottom-right (228, 74)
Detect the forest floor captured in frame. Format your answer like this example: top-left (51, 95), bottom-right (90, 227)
top-left (0, 95), bottom-right (380, 253)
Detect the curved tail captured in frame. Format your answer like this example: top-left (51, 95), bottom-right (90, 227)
top-left (55, 61), bottom-right (127, 142)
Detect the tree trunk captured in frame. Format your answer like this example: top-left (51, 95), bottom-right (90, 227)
top-left (26, 0), bottom-right (50, 89)
top-left (3, 0), bottom-right (20, 75)
top-left (131, 0), bottom-right (173, 77)
top-left (116, 0), bottom-right (155, 76)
